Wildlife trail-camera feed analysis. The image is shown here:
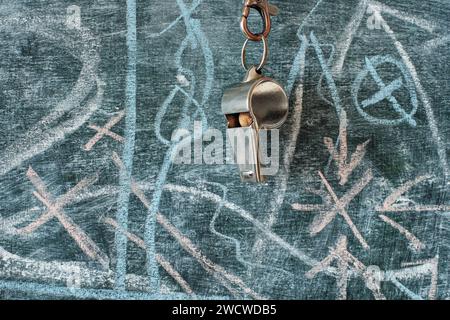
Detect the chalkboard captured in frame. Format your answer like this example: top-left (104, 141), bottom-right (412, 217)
top-left (0, 0), bottom-right (449, 300)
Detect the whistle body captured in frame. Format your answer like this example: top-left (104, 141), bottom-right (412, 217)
top-left (221, 67), bottom-right (288, 182)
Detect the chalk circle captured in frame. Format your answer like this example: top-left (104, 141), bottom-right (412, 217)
top-left (352, 55), bottom-right (418, 127)
top-left (0, 14), bottom-right (102, 175)
top-left (0, 14), bottom-right (100, 104)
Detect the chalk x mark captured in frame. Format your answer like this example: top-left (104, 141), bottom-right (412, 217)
top-left (306, 236), bottom-right (385, 300)
top-left (19, 167), bottom-right (109, 269)
top-left (293, 170), bottom-right (373, 250)
top-left (353, 55), bottom-right (418, 127)
top-left (374, 7), bottom-right (449, 180)
top-left (83, 111), bottom-right (125, 151)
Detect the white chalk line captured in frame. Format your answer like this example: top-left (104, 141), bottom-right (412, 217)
top-left (0, 16), bottom-right (102, 176)
top-left (103, 217), bottom-right (195, 296)
top-left (332, 0), bottom-right (369, 76)
top-left (379, 214), bottom-right (425, 252)
top-left (369, 1), bottom-right (438, 33)
top-left (112, 153), bottom-right (262, 299)
top-left (8, 178), bottom-right (439, 298)
top-left (376, 11), bottom-right (449, 180)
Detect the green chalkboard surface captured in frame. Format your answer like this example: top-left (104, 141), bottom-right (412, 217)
top-left (0, 0), bottom-right (449, 300)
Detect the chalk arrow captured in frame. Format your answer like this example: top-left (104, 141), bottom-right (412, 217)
top-left (377, 175), bottom-right (450, 212)
top-left (385, 256), bottom-right (439, 300)
top-left (324, 110), bottom-right (370, 185)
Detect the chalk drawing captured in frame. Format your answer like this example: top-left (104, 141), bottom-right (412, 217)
top-left (323, 110), bottom-right (371, 185)
top-left (332, 0), bottom-right (368, 76)
top-left (0, 207), bottom-right (42, 236)
top-left (251, 41), bottom-right (308, 269)
top-left (422, 35), bottom-right (450, 53)
top-left (158, 212), bottom-right (265, 300)
top-left (306, 236), bottom-right (386, 300)
top-left (66, 166), bottom-right (325, 277)
top-left (58, 167), bottom-right (443, 300)
top-left (0, 0), bottom-right (447, 300)
top-left (287, 0), bottom-right (327, 94)
top-left (313, 0), bottom-right (449, 184)
top-left (143, 0), bottom-right (214, 294)
top-left (147, 0), bottom-right (203, 39)
top-left (379, 214), bottom-right (425, 252)
top-left (310, 32), bottom-right (350, 188)
top-left (384, 256), bottom-right (439, 300)
top-left (0, 277), bottom-right (223, 300)
top-left (83, 110), bottom-right (125, 151)
top-left (316, 43), bottom-right (336, 107)
top-left (249, 0), bottom-right (354, 283)
top-left (377, 175), bottom-right (450, 213)
top-left (0, 15), bottom-right (102, 176)
top-left (19, 167), bottom-right (109, 269)
top-left (251, 31), bottom-right (346, 280)
top-left (308, 0), bottom-right (448, 180)
top-left (0, 246), bottom-right (147, 292)
top-left (180, 173), bottom-right (294, 277)
top-left (295, 0), bottom-right (325, 39)
top-left (113, 0), bottom-right (138, 292)
top-left (319, 170), bottom-right (370, 249)
top-left (352, 55), bottom-right (418, 127)
top-left (373, 6), bottom-right (449, 180)
top-left (111, 153), bottom-right (261, 299)
top-left (293, 169), bottom-right (373, 250)
top-left (286, 33), bottom-right (309, 95)
top-left (19, 167), bottom-right (436, 297)
top-left (103, 217), bottom-right (195, 296)
top-left (163, 183), bottom-right (331, 274)
top-left (368, 1), bottom-right (437, 33)
top-left (310, 32), bottom-right (343, 118)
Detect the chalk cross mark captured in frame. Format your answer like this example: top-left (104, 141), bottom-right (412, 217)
top-left (353, 55), bottom-right (418, 127)
top-left (84, 110), bottom-right (125, 151)
top-left (363, 57), bottom-right (416, 126)
top-left (19, 166), bottom-right (109, 269)
top-left (293, 169), bottom-right (373, 250)
top-left (306, 236), bottom-right (385, 300)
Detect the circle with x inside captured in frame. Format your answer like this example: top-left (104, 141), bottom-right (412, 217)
top-left (352, 55), bottom-right (418, 127)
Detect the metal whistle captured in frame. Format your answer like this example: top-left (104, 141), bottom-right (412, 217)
top-left (222, 66), bottom-right (288, 183)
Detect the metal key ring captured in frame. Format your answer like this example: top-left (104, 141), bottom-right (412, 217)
top-left (241, 35), bottom-right (269, 72)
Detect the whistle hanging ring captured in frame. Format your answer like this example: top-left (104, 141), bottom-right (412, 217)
top-left (241, 35), bottom-right (269, 71)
